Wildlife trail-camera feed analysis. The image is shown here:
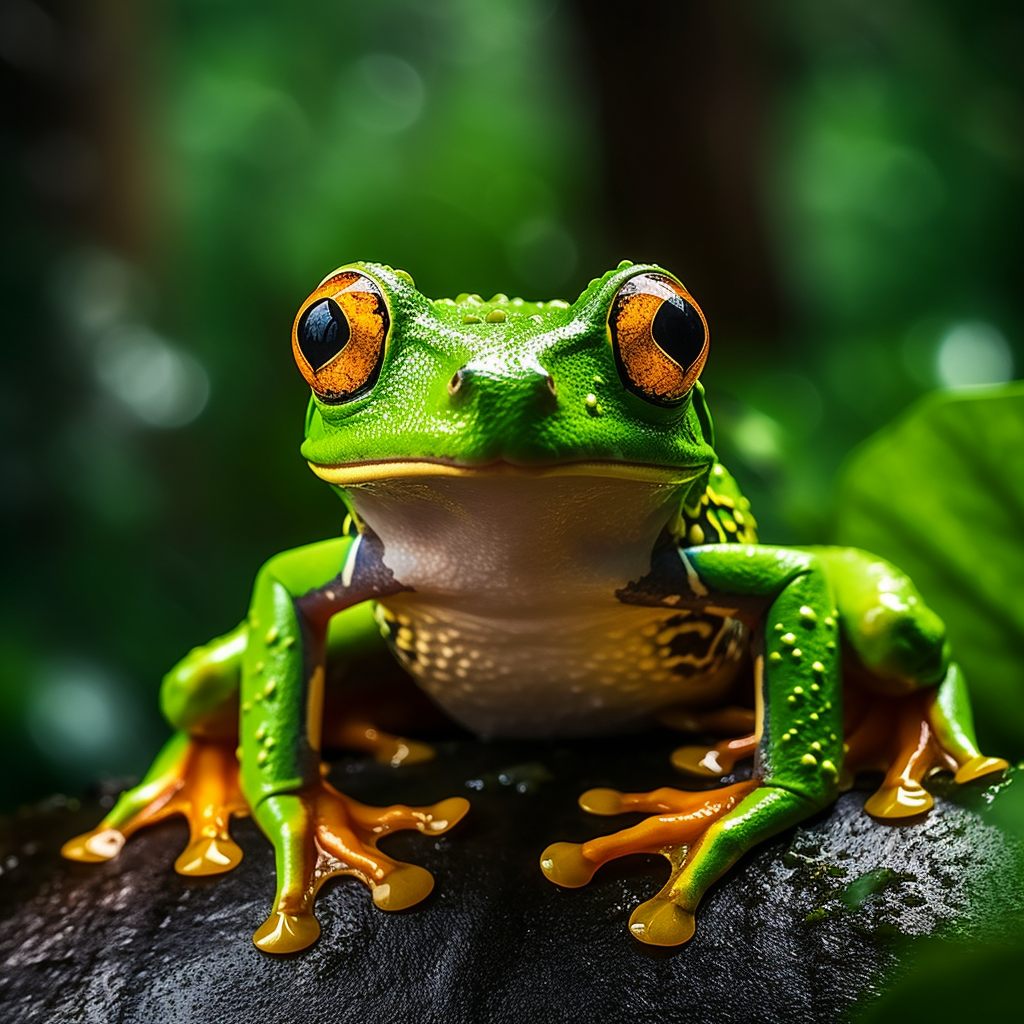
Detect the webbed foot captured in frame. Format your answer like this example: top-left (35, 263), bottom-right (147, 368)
top-left (845, 666), bottom-right (1008, 820)
top-left (252, 783), bottom-right (469, 954)
top-left (541, 779), bottom-right (806, 946)
top-left (62, 734), bottom-right (247, 876)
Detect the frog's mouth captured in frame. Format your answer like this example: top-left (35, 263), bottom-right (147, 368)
top-left (308, 458), bottom-right (705, 486)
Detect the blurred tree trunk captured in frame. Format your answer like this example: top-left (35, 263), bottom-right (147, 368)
top-left (567, 0), bottom-right (786, 350)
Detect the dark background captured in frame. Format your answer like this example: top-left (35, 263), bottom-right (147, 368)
top-left (1, 0), bottom-right (1021, 813)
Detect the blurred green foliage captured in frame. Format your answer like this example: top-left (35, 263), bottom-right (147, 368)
top-left (836, 384), bottom-right (1024, 759)
top-left (0, 0), bottom-right (1021, 814)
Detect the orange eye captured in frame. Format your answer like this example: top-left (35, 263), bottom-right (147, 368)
top-left (608, 272), bottom-right (709, 405)
top-left (292, 271), bottom-right (390, 402)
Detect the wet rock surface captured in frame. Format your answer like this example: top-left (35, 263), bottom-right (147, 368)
top-left (1, 735), bottom-right (1019, 1024)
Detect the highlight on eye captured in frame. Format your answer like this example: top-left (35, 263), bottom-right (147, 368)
top-left (608, 272), bottom-right (709, 405)
top-left (292, 271), bottom-right (391, 402)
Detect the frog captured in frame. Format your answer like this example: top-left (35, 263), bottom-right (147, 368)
top-left (62, 260), bottom-right (1008, 954)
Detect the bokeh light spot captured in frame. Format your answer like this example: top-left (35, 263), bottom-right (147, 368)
top-left (347, 54), bottom-right (425, 135)
top-left (95, 326), bottom-right (210, 428)
top-left (27, 665), bottom-right (119, 765)
top-left (936, 322), bottom-right (1013, 388)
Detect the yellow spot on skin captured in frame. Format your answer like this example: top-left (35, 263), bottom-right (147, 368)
top-left (774, 623), bottom-right (785, 632)
top-left (793, 686), bottom-right (804, 695)
top-left (812, 661), bottom-right (825, 673)
top-left (769, 652), bottom-right (783, 664)
top-left (688, 523), bottom-right (705, 545)
top-left (809, 713), bottom-right (819, 721)
top-left (799, 606), bottom-right (817, 626)
top-left (781, 633), bottom-right (796, 645)
top-left (822, 760), bottom-right (838, 777)
top-left (801, 754), bottom-right (817, 766)
top-left (463, 314), bottom-right (483, 324)
top-left (826, 641), bottom-right (836, 652)
top-left (824, 616), bottom-right (836, 629)
top-left (791, 649), bottom-right (802, 659)
top-left (265, 627), bottom-right (279, 645)
top-left (486, 308), bottom-right (507, 323)
top-left (242, 702), bottom-right (251, 713)
top-left (264, 679), bottom-right (276, 696)
top-left (811, 741), bottom-right (821, 751)
top-left (787, 695), bottom-right (797, 705)
top-left (810, 682), bottom-right (820, 692)
top-left (255, 725), bottom-right (266, 741)
top-left (257, 749), bottom-right (267, 765)
top-left (782, 732), bottom-right (792, 741)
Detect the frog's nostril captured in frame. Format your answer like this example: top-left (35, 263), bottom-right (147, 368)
top-left (447, 369), bottom-right (466, 396)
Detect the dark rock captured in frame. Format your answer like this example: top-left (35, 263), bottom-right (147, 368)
top-left (1, 735), bottom-right (1020, 1024)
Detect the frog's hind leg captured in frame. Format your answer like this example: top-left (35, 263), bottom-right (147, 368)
top-left (62, 623), bottom-right (249, 875)
top-left (846, 664), bottom-right (1009, 819)
top-left (251, 785), bottom-right (470, 954)
top-left (61, 732), bottom-right (247, 875)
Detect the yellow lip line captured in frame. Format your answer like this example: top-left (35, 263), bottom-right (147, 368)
top-left (308, 458), bottom-right (704, 486)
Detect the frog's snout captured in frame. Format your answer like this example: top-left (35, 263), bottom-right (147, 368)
top-left (446, 361), bottom-right (558, 412)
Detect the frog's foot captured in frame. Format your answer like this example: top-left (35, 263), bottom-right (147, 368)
top-left (542, 779), bottom-right (774, 946)
top-left (327, 719), bottom-right (434, 768)
top-left (252, 783), bottom-right (470, 954)
top-left (61, 733), bottom-right (247, 876)
top-left (670, 732), bottom-right (757, 778)
top-left (845, 674), bottom-right (1009, 820)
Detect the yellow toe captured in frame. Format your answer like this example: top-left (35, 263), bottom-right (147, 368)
top-left (539, 842), bottom-right (599, 888)
top-left (372, 863), bottom-right (434, 910)
top-left (578, 788), bottom-right (625, 815)
top-left (174, 835), bottom-right (243, 876)
top-left (628, 897), bottom-right (696, 946)
top-left (864, 782), bottom-right (934, 819)
top-left (955, 755), bottom-right (1009, 785)
top-left (60, 828), bottom-right (126, 863)
top-left (253, 910), bottom-right (321, 954)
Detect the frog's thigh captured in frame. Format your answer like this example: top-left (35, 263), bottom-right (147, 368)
top-left (811, 546), bottom-right (948, 692)
top-left (160, 622), bottom-right (247, 738)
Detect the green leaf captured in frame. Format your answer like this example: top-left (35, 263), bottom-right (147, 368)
top-left (834, 382), bottom-right (1024, 759)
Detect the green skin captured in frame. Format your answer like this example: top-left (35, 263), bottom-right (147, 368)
top-left (85, 261), bottom-right (994, 950)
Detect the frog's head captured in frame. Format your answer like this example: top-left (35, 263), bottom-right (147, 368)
top-left (294, 260), bottom-right (716, 495)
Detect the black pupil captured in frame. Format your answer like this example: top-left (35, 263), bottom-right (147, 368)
top-left (651, 295), bottom-right (704, 369)
top-left (298, 297), bottom-right (349, 371)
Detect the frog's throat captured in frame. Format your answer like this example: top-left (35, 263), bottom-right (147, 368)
top-left (307, 458), bottom-right (706, 487)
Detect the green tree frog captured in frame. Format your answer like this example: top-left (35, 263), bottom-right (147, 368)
top-left (63, 261), bottom-right (1007, 954)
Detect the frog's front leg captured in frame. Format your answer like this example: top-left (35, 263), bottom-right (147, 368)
top-left (542, 547), bottom-right (844, 946)
top-left (242, 532), bottom-right (469, 954)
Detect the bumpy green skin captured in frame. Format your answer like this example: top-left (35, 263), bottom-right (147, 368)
top-left (106, 260), bottom-right (989, 945)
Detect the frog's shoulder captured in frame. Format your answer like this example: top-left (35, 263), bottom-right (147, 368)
top-left (671, 463), bottom-right (758, 547)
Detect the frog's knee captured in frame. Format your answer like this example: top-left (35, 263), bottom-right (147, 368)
top-left (852, 597), bottom-right (949, 692)
top-left (160, 625), bottom-right (246, 737)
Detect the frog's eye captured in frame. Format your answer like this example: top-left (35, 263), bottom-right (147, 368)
top-left (608, 272), bottom-right (708, 405)
top-left (292, 271), bottom-right (390, 402)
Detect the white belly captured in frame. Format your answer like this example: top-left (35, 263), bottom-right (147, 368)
top-left (376, 598), bottom-right (747, 737)
top-left (346, 471), bottom-right (747, 737)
